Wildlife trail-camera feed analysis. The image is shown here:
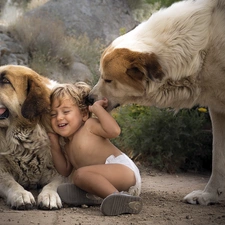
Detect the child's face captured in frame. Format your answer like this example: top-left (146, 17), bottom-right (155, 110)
top-left (50, 97), bottom-right (88, 139)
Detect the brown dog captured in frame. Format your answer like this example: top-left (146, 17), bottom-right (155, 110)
top-left (89, 0), bottom-right (225, 205)
top-left (0, 65), bottom-right (65, 209)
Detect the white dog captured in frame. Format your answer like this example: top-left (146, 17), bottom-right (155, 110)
top-left (0, 65), bottom-right (65, 209)
top-left (89, 0), bottom-right (225, 205)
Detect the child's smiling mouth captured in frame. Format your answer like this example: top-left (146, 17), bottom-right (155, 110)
top-left (58, 123), bottom-right (67, 128)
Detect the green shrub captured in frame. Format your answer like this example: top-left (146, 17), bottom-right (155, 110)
top-left (127, 0), bottom-right (181, 22)
top-left (113, 105), bottom-right (212, 173)
top-left (145, 0), bottom-right (181, 8)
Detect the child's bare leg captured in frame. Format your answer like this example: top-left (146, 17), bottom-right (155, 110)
top-left (72, 164), bottom-right (136, 198)
top-left (57, 164), bottom-right (142, 215)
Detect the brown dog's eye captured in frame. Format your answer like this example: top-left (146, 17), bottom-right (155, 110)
top-left (0, 75), bottom-right (10, 84)
top-left (2, 78), bottom-right (9, 83)
top-left (104, 79), bottom-right (112, 83)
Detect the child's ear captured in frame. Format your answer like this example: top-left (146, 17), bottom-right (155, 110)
top-left (82, 111), bottom-right (89, 122)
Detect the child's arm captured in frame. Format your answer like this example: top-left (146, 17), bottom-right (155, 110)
top-left (88, 98), bottom-right (121, 138)
top-left (48, 133), bottom-right (73, 177)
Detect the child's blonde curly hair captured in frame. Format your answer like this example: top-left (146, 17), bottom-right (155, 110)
top-left (50, 82), bottom-right (92, 117)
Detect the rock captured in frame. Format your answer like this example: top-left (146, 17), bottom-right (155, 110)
top-left (29, 0), bottom-right (138, 44)
top-left (0, 28), bottom-right (28, 66)
top-left (70, 62), bottom-right (92, 83)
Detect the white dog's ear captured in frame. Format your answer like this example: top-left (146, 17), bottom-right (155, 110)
top-left (127, 53), bottom-right (164, 82)
top-left (21, 77), bottom-right (50, 120)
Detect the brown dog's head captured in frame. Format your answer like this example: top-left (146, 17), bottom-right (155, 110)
top-left (0, 65), bottom-right (55, 130)
top-left (88, 47), bottom-right (164, 111)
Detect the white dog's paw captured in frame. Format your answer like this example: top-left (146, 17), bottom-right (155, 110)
top-left (37, 189), bottom-right (62, 210)
top-left (7, 190), bottom-right (36, 210)
top-left (183, 190), bottom-right (218, 205)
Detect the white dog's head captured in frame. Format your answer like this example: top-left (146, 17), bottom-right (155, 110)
top-left (88, 47), bottom-right (164, 111)
top-left (88, 0), bottom-right (211, 111)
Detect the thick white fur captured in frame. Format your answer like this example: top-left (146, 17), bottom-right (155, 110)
top-left (113, 0), bottom-right (212, 78)
top-left (90, 0), bottom-right (225, 205)
top-left (0, 65), bottom-right (65, 210)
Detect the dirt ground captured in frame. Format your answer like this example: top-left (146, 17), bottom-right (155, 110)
top-left (1, 166), bottom-right (225, 225)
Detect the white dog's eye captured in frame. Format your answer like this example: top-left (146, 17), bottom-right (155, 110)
top-left (104, 79), bottom-right (112, 83)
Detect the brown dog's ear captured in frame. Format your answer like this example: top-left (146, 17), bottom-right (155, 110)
top-left (127, 53), bottom-right (164, 82)
top-left (21, 77), bottom-right (50, 120)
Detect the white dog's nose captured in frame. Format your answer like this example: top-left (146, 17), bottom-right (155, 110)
top-left (86, 95), bottom-right (95, 105)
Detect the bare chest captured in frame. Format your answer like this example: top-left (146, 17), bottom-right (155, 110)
top-left (66, 131), bottom-right (114, 169)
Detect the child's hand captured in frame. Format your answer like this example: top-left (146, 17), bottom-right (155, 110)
top-left (95, 97), bottom-right (108, 108)
top-left (89, 97), bottom-right (108, 112)
top-left (48, 132), bottom-right (59, 142)
top-left (48, 132), bottom-right (61, 150)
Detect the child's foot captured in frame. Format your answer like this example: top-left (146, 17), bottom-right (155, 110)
top-left (100, 192), bottom-right (143, 216)
top-left (57, 183), bottom-right (103, 206)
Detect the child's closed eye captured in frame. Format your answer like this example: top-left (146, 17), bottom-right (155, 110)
top-left (63, 110), bottom-right (70, 114)
top-left (50, 113), bottom-right (56, 117)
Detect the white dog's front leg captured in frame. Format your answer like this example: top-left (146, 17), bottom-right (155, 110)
top-left (0, 174), bottom-right (36, 209)
top-left (37, 177), bottom-right (65, 210)
top-left (184, 109), bottom-right (225, 205)
top-left (183, 182), bottom-right (222, 205)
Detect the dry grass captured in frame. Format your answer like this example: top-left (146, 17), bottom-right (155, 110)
top-left (68, 35), bottom-right (104, 85)
top-left (8, 11), bottom-right (103, 83)
top-left (27, 0), bottom-right (50, 10)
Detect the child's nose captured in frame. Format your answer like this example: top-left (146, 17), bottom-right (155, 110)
top-left (56, 114), bottom-right (63, 120)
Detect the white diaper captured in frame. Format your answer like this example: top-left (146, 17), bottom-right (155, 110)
top-left (105, 153), bottom-right (141, 196)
